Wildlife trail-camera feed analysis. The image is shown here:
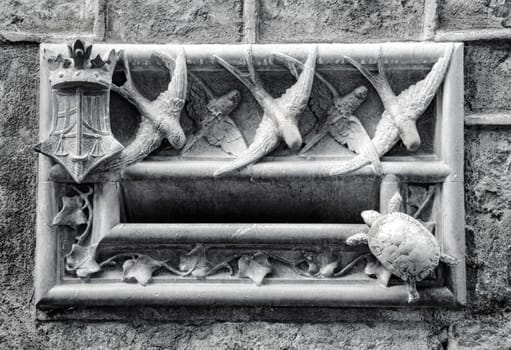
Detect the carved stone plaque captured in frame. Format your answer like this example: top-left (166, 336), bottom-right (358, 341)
top-left (35, 41), bottom-right (465, 308)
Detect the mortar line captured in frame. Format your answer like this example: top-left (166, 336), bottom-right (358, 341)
top-left (93, 0), bottom-right (107, 42)
top-left (465, 111), bottom-right (511, 126)
top-left (422, 0), bottom-right (438, 41)
top-left (435, 28), bottom-right (511, 41)
top-left (243, 0), bottom-right (259, 44)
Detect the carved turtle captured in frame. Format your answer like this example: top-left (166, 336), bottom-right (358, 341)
top-left (346, 192), bottom-right (457, 303)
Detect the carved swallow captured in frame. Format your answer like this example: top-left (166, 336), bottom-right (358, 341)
top-left (181, 73), bottom-right (246, 157)
top-left (330, 45), bottom-right (453, 176)
top-left (99, 48), bottom-right (188, 172)
top-left (273, 53), bottom-right (381, 174)
top-left (213, 45), bottom-right (317, 177)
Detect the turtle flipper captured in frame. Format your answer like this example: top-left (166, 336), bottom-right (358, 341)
top-left (406, 278), bottom-right (420, 303)
top-left (440, 253), bottom-right (458, 266)
top-left (388, 192), bottom-right (403, 213)
top-left (365, 258), bottom-right (392, 287)
top-left (346, 233), bottom-right (369, 246)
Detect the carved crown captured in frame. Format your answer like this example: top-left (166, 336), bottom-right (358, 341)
top-left (46, 39), bottom-right (121, 90)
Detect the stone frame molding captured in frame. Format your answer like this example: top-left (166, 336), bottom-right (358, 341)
top-left (35, 42), bottom-right (465, 308)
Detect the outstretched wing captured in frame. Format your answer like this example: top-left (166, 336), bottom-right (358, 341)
top-left (330, 116), bottom-right (370, 155)
top-left (205, 117), bottom-right (247, 157)
top-left (329, 116), bottom-right (382, 174)
top-left (185, 75), bottom-right (210, 126)
top-left (397, 45), bottom-right (453, 120)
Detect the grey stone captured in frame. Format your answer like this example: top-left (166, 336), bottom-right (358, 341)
top-left (465, 42), bottom-right (511, 113)
top-left (0, 0), bottom-right (97, 38)
top-left (106, 0), bottom-right (243, 43)
top-left (438, 0), bottom-right (511, 31)
top-left (259, 0), bottom-right (424, 43)
top-left (0, 1), bottom-right (510, 349)
top-left (465, 127), bottom-right (511, 310)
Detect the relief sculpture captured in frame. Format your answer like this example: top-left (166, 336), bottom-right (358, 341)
top-left (213, 45), bottom-right (317, 176)
top-left (35, 42), bottom-right (464, 308)
top-left (273, 53), bottom-right (381, 174)
top-left (346, 192), bottom-right (458, 303)
top-left (331, 45), bottom-right (454, 175)
top-left (181, 73), bottom-right (246, 157)
top-left (35, 40), bottom-right (123, 183)
top-left (99, 48), bottom-right (188, 172)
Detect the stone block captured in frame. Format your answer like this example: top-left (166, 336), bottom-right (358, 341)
top-left (438, 0), bottom-right (511, 31)
top-left (106, 0), bottom-right (242, 43)
top-left (0, 0), bottom-right (98, 39)
top-left (465, 128), bottom-right (511, 309)
top-left (465, 43), bottom-right (511, 113)
top-left (259, 0), bottom-right (424, 42)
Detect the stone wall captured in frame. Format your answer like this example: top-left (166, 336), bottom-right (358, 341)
top-left (1, 0), bottom-right (511, 349)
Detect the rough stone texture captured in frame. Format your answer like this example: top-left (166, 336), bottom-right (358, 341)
top-left (438, 0), bottom-right (511, 31)
top-left (106, 0), bottom-right (243, 43)
top-left (259, 0), bottom-right (424, 43)
top-left (465, 42), bottom-right (511, 113)
top-left (1, 1), bottom-right (511, 349)
top-left (464, 127), bottom-right (511, 310)
top-left (0, 0), bottom-right (97, 36)
top-left (0, 44), bottom-right (39, 347)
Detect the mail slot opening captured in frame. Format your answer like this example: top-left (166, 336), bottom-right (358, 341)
top-left (119, 169), bottom-right (380, 224)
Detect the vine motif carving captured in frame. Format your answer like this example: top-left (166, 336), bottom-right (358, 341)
top-left (53, 186), bottom-right (99, 278)
top-left (97, 245), bottom-right (369, 286)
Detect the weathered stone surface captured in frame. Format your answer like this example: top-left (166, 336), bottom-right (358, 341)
top-left (259, 0), bottom-right (424, 43)
top-left (0, 44), bottom-right (39, 347)
top-left (465, 42), bottom-right (511, 113)
top-left (465, 128), bottom-right (511, 310)
top-left (0, 1), bottom-right (511, 348)
top-left (438, 0), bottom-right (511, 31)
top-left (448, 312), bottom-right (511, 350)
top-left (0, 0), bottom-right (97, 36)
top-left (106, 0), bottom-right (242, 43)
top-left (2, 318), bottom-right (438, 349)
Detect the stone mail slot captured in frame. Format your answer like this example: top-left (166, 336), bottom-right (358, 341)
top-left (35, 41), bottom-right (465, 308)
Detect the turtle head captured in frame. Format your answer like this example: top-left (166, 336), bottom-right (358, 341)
top-left (361, 210), bottom-right (381, 226)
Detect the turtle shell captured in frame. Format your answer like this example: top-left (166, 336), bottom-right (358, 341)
top-left (367, 212), bottom-right (441, 282)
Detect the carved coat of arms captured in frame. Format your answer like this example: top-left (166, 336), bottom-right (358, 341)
top-left (35, 40), bottom-right (124, 183)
